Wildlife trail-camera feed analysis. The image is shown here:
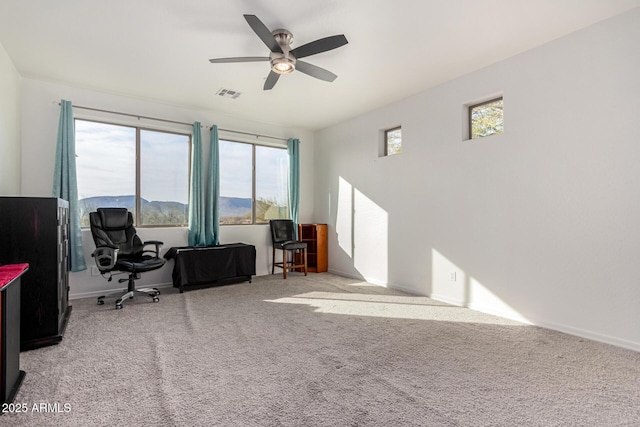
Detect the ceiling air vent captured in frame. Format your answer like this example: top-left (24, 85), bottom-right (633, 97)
top-left (216, 88), bottom-right (241, 99)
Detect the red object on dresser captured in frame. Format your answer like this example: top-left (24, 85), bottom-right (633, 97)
top-left (0, 263), bottom-right (28, 404)
top-left (0, 263), bottom-right (29, 289)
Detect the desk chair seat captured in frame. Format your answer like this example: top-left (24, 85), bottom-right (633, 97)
top-left (270, 220), bottom-right (307, 279)
top-left (89, 208), bottom-right (165, 309)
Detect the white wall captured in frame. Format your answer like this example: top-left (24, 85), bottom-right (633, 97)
top-left (19, 78), bottom-right (315, 298)
top-left (0, 41), bottom-right (21, 195)
top-left (314, 9), bottom-right (640, 351)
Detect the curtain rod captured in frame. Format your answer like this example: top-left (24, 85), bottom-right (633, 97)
top-left (61, 103), bottom-right (290, 142)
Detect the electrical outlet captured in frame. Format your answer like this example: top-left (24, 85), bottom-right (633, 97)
top-left (450, 271), bottom-right (457, 282)
top-left (91, 266), bottom-right (100, 276)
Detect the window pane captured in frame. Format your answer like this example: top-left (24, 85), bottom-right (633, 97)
top-left (470, 98), bottom-right (504, 139)
top-left (140, 129), bottom-right (190, 226)
top-left (386, 128), bottom-right (402, 155)
top-left (255, 146), bottom-right (289, 224)
top-left (219, 140), bottom-right (252, 224)
top-left (76, 120), bottom-right (136, 227)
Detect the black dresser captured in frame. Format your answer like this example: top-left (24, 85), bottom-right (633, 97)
top-left (0, 197), bottom-right (72, 351)
top-left (164, 243), bottom-right (256, 293)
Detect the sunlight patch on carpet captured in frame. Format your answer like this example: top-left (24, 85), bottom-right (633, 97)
top-left (265, 292), bottom-right (525, 325)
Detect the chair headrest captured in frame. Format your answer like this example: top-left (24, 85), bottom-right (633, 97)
top-left (97, 208), bottom-right (132, 231)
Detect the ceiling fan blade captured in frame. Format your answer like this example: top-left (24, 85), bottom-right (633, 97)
top-left (244, 14), bottom-right (283, 54)
top-left (295, 60), bottom-right (338, 82)
top-left (264, 71), bottom-right (280, 90)
top-left (290, 35), bottom-right (348, 59)
top-left (209, 57), bottom-right (269, 63)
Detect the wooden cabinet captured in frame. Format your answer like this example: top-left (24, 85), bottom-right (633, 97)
top-left (0, 197), bottom-right (72, 351)
top-left (297, 224), bottom-right (328, 273)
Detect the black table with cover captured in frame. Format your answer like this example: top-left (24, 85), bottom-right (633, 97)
top-left (164, 243), bottom-right (256, 293)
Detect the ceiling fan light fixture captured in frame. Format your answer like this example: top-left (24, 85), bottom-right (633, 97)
top-left (271, 57), bottom-right (295, 74)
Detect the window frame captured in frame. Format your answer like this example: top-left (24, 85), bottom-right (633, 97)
top-left (468, 96), bottom-right (504, 140)
top-left (384, 126), bottom-right (402, 156)
top-left (218, 138), bottom-right (290, 226)
top-left (75, 118), bottom-right (192, 228)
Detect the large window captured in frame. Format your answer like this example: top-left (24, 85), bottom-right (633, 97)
top-left (219, 140), bottom-right (289, 225)
top-left (75, 119), bottom-right (191, 227)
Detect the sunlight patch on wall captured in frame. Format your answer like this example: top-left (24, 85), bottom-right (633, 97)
top-left (430, 248), bottom-right (530, 324)
top-left (336, 177), bottom-right (353, 258)
top-left (336, 176), bottom-right (390, 284)
top-left (468, 277), bottom-right (531, 324)
top-left (354, 188), bottom-right (388, 284)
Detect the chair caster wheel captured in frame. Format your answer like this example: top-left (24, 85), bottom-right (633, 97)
top-left (97, 300), bottom-right (104, 305)
top-left (115, 304), bottom-right (123, 310)
top-left (153, 297), bottom-right (159, 303)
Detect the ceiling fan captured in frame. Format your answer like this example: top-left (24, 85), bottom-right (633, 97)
top-left (209, 14), bottom-right (348, 90)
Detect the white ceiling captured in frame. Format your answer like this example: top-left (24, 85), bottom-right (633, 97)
top-left (1, 1), bottom-right (639, 130)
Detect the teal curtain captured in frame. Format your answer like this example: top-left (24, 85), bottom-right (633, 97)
top-left (188, 122), bottom-right (207, 246)
top-left (287, 138), bottom-right (300, 238)
top-left (52, 100), bottom-right (87, 272)
top-left (205, 125), bottom-right (220, 245)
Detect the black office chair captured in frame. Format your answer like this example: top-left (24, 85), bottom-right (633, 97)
top-left (89, 208), bottom-right (165, 309)
top-left (269, 219), bottom-right (307, 279)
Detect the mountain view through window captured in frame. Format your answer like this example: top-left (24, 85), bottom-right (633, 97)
top-left (76, 120), bottom-right (290, 227)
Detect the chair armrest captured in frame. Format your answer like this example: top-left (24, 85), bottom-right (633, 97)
top-left (92, 246), bottom-right (119, 272)
top-left (143, 240), bottom-right (164, 257)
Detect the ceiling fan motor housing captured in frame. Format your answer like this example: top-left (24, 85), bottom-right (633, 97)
top-left (270, 29), bottom-right (296, 74)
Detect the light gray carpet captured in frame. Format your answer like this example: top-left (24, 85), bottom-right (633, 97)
top-left (6, 273), bottom-right (640, 426)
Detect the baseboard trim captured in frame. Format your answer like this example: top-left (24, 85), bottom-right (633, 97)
top-left (327, 268), bottom-right (365, 281)
top-left (391, 282), bottom-right (426, 296)
top-left (466, 301), bottom-right (533, 325)
top-left (525, 317), bottom-right (640, 353)
top-left (328, 269), bottom-right (405, 291)
top-left (327, 271), bottom-right (425, 297)
top-left (429, 296), bottom-right (639, 353)
top-left (70, 282), bottom-right (174, 300)
top-left (429, 293), bottom-right (465, 307)
top-left (334, 274), bottom-right (640, 353)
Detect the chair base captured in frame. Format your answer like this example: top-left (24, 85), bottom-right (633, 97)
top-left (97, 288), bottom-right (160, 309)
top-left (97, 272), bottom-right (160, 309)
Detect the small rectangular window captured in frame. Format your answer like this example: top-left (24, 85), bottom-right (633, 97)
top-left (469, 97), bottom-right (503, 139)
top-left (385, 127), bottom-right (402, 156)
